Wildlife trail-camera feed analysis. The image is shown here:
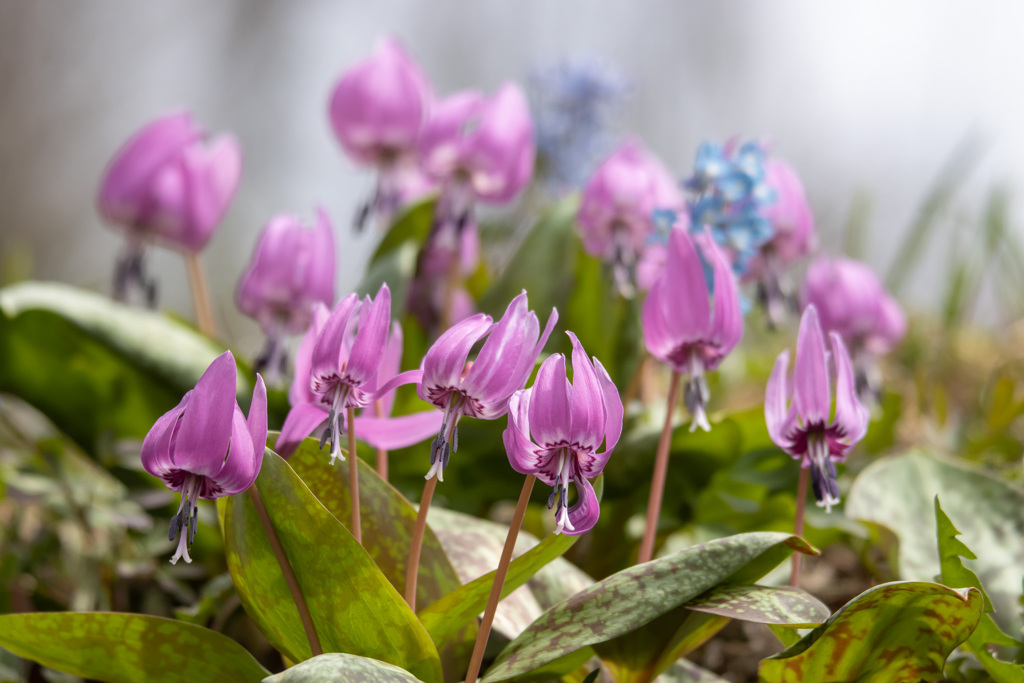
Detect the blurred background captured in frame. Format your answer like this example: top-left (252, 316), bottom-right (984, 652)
top-left (2, 0), bottom-right (1023, 352)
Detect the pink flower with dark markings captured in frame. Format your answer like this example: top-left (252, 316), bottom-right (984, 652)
top-left (765, 305), bottom-right (869, 511)
top-left (142, 351), bottom-right (266, 564)
top-left (504, 333), bottom-right (623, 535)
top-left (642, 227), bottom-right (743, 431)
top-left (418, 291), bottom-right (557, 481)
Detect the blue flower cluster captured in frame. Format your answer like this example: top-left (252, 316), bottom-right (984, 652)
top-left (684, 140), bottom-right (776, 275)
top-left (528, 57), bottom-right (630, 190)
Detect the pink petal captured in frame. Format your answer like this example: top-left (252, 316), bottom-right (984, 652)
top-left (528, 353), bottom-right (572, 448)
top-left (503, 389), bottom-right (542, 477)
top-left (369, 369), bottom-right (423, 403)
top-left (247, 375), bottom-right (268, 460)
top-left (462, 292), bottom-right (536, 408)
top-left (566, 332), bottom-right (604, 453)
top-left (418, 313), bottom-right (492, 406)
top-left (172, 351), bottom-right (237, 477)
top-left (661, 228), bottom-right (711, 345)
top-left (793, 305), bottom-right (831, 426)
top-left (765, 350), bottom-right (794, 450)
top-left (591, 356), bottom-right (623, 462)
top-left (353, 410), bottom-right (443, 450)
top-left (289, 303), bottom-right (330, 407)
top-left (275, 402), bottom-right (329, 459)
top-left (141, 392), bottom-right (191, 486)
top-left (344, 283), bottom-right (392, 391)
top-left (306, 207), bottom-right (337, 309)
top-left (829, 332), bottom-right (869, 447)
top-left (311, 293), bottom-right (359, 393)
top-left (706, 240), bottom-right (743, 367)
top-left (209, 407), bottom-right (259, 496)
top-left (564, 475), bottom-right (600, 536)
top-left (465, 82), bottom-right (535, 204)
top-left (642, 278), bottom-right (679, 370)
top-left (178, 135), bottom-right (242, 251)
top-left (419, 91), bottom-right (486, 182)
top-left (375, 320), bottom-right (404, 416)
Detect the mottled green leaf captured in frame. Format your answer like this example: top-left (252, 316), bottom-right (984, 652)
top-left (0, 281), bottom-right (242, 455)
top-left (419, 479), bottom-right (600, 650)
top-left (758, 582), bottom-right (983, 683)
top-left (687, 585), bottom-right (829, 627)
top-left (935, 498), bottom-right (1024, 682)
top-left (0, 612), bottom-right (267, 683)
top-left (482, 532), bottom-right (815, 682)
top-left (223, 450), bottom-right (442, 683)
top-left (846, 449), bottom-right (1024, 635)
top-left (279, 434), bottom-right (462, 612)
top-left (262, 653), bottom-right (425, 682)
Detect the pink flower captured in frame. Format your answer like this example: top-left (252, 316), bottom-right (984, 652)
top-left (277, 299), bottom-right (440, 459)
top-left (765, 305), bottom-right (869, 511)
top-left (802, 256), bottom-right (905, 354)
top-left (642, 227), bottom-right (743, 431)
top-left (504, 333), bottom-right (623, 535)
top-left (577, 141), bottom-right (684, 296)
top-left (418, 291), bottom-right (557, 481)
top-left (142, 351), bottom-right (266, 564)
top-left (328, 37), bottom-right (432, 168)
top-left (98, 111), bottom-right (241, 252)
top-left (236, 208), bottom-right (336, 337)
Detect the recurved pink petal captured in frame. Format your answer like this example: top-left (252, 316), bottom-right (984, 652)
top-left (276, 402), bottom-right (329, 459)
top-left (765, 350), bottom-right (794, 450)
top-left (354, 410), bottom-right (443, 450)
top-left (418, 313), bottom-right (492, 405)
top-left (345, 284), bottom-right (391, 391)
top-left (209, 407), bottom-right (259, 496)
top-left (306, 207), bottom-right (337, 309)
top-left (565, 475), bottom-right (600, 536)
top-left (462, 292), bottom-right (535, 405)
top-left (376, 321), bottom-right (404, 416)
top-left (661, 228), bottom-right (712, 345)
top-left (290, 303), bottom-right (330, 407)
top-left (793, 306), bottom-right (831, 426)
top-left (419, 91), bottom-right (486, 182)
top-left (178, 135), bottom-right (242, 251)
top-left (310, 293), bottom-right (359, 393)
top-left (141, 392), bottom-right (190, 485)
top-left (642, 278), bottom-right (677, 367)
top-left (528, 353), bottom-right (572, 448)
top-left (829, 332), bottom-right (869, 447)
top-left (566, 332), bottom-right (604, 453)
top-left (173, 351), bottom-right (237, 477)
top-left (465, 82), bottom-right (535, 204)
top-left (706, 240), bottom-right (743, 367)
top-left (369, 369), bottom-right (423, 403)
top-left (247, 375), bottom-right (268, 461)
top-left (503, 389), bottom-right (542, 476)
top-left (591, 355), bottom-right (623, 459)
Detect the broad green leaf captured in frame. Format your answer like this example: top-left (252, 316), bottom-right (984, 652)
top-left (358, 200), bottom-right (436, 310)
top-left (0, 281), bottom-right (240, 455)
top-left (935, 498), bottom-right (1024, 682)
top-left (369, 199), bottom-right (436, 265)
top-left (223, 450), bottom-right (442, 683)
top-left (262, 653), bottom-right (426, 682)
top-left (758, 582), bottom-right (983, 683)
top-left (686, 585), bottom-right (829, 627)
top-left (279, 434), bottom-right (462, 611)
top-left (482, 532), bottom-right (815, 682)
top-left (846, 449), bottom-right (1024, 635)
top-left (0, 612), bottom-right (268, 683)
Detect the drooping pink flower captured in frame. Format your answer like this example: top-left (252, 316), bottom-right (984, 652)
top-left (99, 111), bottom-right (241, 252)
top-left (577, 141), bottom-right (684, 296)
top-left (802, 256), bottom-right (906, 354)
top-left (765, 305), bottom-right (869, 511)
top-left (236, 209), bottom-right (336, 380)
top-left (418, 291), bottom-right (557, 481)
top-left (276, 298), bottom-right (441, 459)
top-left (504, 333), bottom-right (623, 535)
top-left (142, 351), bottom-right (266, 564)
top-left (329, 37), bottom-right (434, 230)
top-left (642, 227), bottom-right (743, 431)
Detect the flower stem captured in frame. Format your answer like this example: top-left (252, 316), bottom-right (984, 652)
top-left (790, 465), bottom-right (809, 587)
top-left (464, 474), bottom-right (536, 683)
top-left (346, 407), bottom-right (362, 545)
top-left (373, 400), bottom-right (388, 481)
top-left (638, 370), bottom-right (681, 564)
top-left (247, 485), bottom-right (322, 657)
top-left (184, 251), bottom-right (216, 337)
top-left (405, 473), bottom-right (438, 608)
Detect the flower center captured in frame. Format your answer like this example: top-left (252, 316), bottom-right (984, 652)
top-left (168, 473), bottom-right (202, 565)
top-left (545, 448), bottom-right (576, 535)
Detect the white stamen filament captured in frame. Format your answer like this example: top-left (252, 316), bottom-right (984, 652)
top-left (329, 388), bottom-right (346, 465)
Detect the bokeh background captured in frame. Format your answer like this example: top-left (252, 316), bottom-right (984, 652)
top-left (2, 1), bottom-right (1023, 351)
